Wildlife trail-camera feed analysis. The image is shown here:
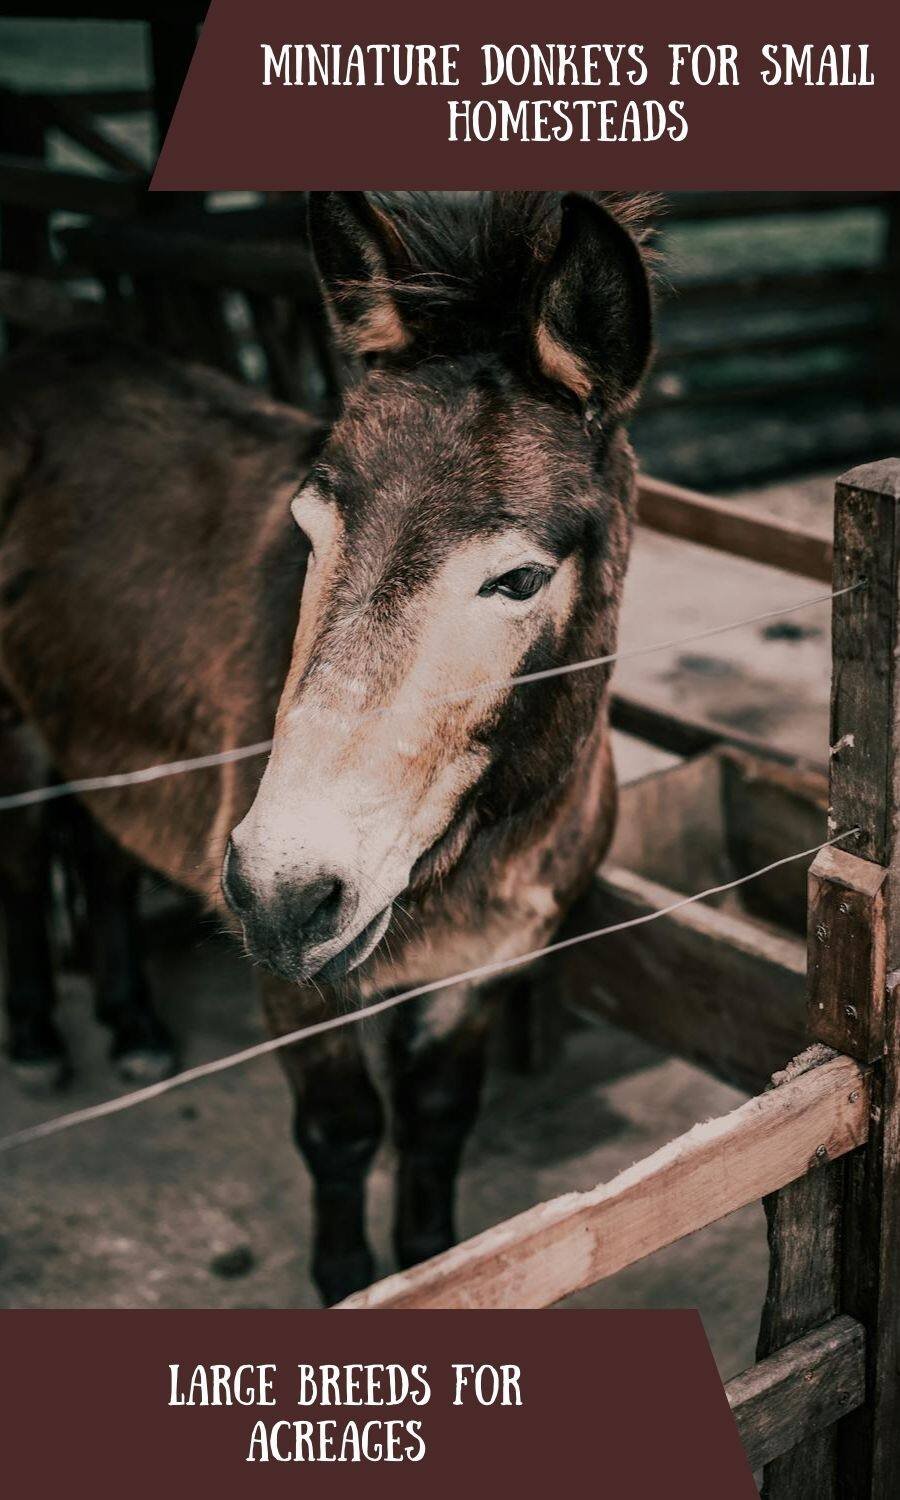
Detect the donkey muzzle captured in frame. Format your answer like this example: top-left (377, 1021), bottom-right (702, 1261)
top-left (222, 835), bottom-right (363, 983)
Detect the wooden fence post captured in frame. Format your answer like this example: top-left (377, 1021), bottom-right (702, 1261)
top-left (813, 461), bottom-right (900, 1499)
top-left (755, 1117), bottom-right (845, 1497)
top-left (0, 89), bottom-right (47, 352)
top-left (756, 460), bottom-right (900, 1497)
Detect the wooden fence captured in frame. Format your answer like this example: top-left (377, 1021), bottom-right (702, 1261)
top-left (339, 458), bottom-right (900, 1500)
top-left (644, 192), bottom-right (899, 415)
top-left (0, 124), bottom-right (896, 459)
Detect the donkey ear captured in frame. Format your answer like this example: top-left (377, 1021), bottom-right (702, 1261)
top-left (533, 194), bottom-right (653, 415)
top-left (307, 191), bottom-right (411, 359)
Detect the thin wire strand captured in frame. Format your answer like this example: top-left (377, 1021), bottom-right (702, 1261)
top-left (0, 826), bottom-right (858, 1155)
top-left (0, 581), bottom-right (859, 812)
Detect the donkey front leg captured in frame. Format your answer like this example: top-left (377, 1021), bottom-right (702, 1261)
top-left (0, 719), bottom-right (68, 1088)
top-left (76, 809), bottom-right (176, 1081)
top-left (0, 807), bottom-right (68, 1088)
top-left (260, 973), bottom-right (385, 1305)
top-left (390, 985), bottom-right (491, 1270)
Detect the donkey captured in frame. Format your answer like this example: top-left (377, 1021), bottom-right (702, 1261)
top-left (0, 191), bottom-right (653, 1303)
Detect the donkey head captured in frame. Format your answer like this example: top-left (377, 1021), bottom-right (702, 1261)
top-left (224, 191), bottom-right (653, 984)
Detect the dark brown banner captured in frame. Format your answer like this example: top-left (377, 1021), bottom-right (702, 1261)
top-left (2, 1309), bottom-right (756, 1496)
top-left (151, 0), bottom-right (900, 190)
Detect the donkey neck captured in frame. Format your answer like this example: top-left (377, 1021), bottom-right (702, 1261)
top-left (361, 696), bottom-right (615, 996)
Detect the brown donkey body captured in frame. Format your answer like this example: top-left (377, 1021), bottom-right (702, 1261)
top-left (0, 192), bottom-right (653, 1301)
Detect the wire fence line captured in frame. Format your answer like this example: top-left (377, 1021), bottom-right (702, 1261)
top-left (0, 580), bottom-right (859, 813)
top-left (0, 826), bottom-right (859, 1155)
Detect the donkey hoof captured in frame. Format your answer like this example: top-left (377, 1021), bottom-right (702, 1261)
top-left (109, 1012), bottom-right (178, 1083)
top-left (114, 1045), bottom-right (178, 1084)
top-left (6, 1018), bottom-right (71, 1092)
top-left (314, 1248), bottom-right (376, 1306)
top-left (9, 1053), bottom-right (72, 1094)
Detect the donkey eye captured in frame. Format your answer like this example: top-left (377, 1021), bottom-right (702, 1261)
top-left (479, 565), bottom-right (553, 602)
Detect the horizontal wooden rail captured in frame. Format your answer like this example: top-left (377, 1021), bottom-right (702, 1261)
top-left (0, 271), bottom-right (102, 331)
top-left (609, 691), bottom-right (823, 768)
top-left (59, 222), bottom-right (319, 298)
top-left (669, 265), bottom-right (891, 312)
top-left (641, 367), bottom-right (886, 415)
top-left (0, 85), bottom-right (146, 178)
top-left (636, 474), bottom-right (833, 581)
top-left (565, 864), bottom-right (807, 1095)
top-left (0, 154), bottom-right (144, 217)
top-left (665, 192), bottom-right (893, 221)
top-left (655, 320), bottom-right (879, 369)
top-left (7, 87), bottom-right (153, 114)
top-left (726, 1316), bottom-right (866, 1471)
top-left (339, 1051), bottom-right (869, 1309)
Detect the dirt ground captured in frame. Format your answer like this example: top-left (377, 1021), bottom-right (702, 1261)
top-left (0, 470), bottom-right (841, 1381)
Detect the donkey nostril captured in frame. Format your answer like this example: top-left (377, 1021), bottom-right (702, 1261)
top-left (292, 876), bottom-right (344, 941)
top-left (222, 837), bottom-right (254, 915)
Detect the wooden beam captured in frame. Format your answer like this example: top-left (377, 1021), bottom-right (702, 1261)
top-left (0, 85), bottom-right (146, 178)
top-left (824, 460), bottom-right (900, 1499)
top-left (0, 271), bottom-right (103, 330)
top-left (39, 95), bottom-right (147, 177)
top-left (338, 1051), bottom-right (869, 1310)
top-left (727, 1316), bottom-right (866, 1473)
top-left (32, 89), bottom-right (153, 115)
top-left (668, 266), bottom-right (890, 312)
top-left (0, 154), bottom-right (143, 217)
top-left (635, 474), bottom-right (833, 582)
top-left (655, 322), bottom-right (878, 369)
top-left (641, 368), bottom-right (887, 415)
top-left (564, 865), bottom-right (807, 1096)
top-left (827, 463), bottom-right (900, 864)
top-left (0, 87), bottom-right (48, 349)
top-left (808, 848), bottom-right (888, 1062)
top-left (755, 1159), bottom-right (846, 1497)
top-left (665, 192), bottom-right (893, 221)
top-left (59, 222), bottom-right (317, 297)
top-left (610, 690), bottom-right (822, 769)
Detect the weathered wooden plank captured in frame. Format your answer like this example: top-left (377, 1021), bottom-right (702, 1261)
top-left (635, 474), bottom-right (833, 582)
top-left (807, 848), bottom-right (887, 1062)
top-left (0, 154), bottom-right (142, 217)
top-left (719, 748), bottom-right (828, 934)
top-left (827, 462), bottom-right (900, 865)
top-left (666, 192), bottom-right (893, 221)
top-left (669, 265), bottom-right (890, 312)
top-left (24, 88), bottom-right (152, 115)
top-left (606, 751), bottom-right (725, 893)
top-left (565, 866), bottom-right (806, 1095)
top-left (826, 459), bottom-right (900, 1500)
top-left (59, 221), bottom-right (318, 297)
top-left (0, 271), bottom-right (103, 330)
top-left (40, 95), bottom-right (147, 176)
top-left (0, 88), bottom-right (49, 350)
top-left (728, 1316), bottom-right (866, 1473)
top-left (641, 367), bottom-right (884, 415)
top-left (609, 691), bottom-right (819, 768)
top-left (560, 745), bottom-right (829, 1092)
top-left (755, 1145), bottom-right (845, 1498)
top-left (655, 321), bottom-right (877, 369)
top-left (339, 1052), bottom-right (869, 1310)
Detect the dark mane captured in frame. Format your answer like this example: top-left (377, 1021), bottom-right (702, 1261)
top-left (362, 190), bottom-right (659, 354)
